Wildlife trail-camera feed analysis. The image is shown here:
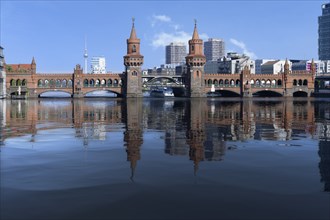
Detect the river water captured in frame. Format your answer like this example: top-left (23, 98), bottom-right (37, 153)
top-left (0, 98), bottom-right (329, 220)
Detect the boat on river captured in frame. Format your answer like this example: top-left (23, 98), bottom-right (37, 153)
top-left (150, 87), bottom-right (174, 97)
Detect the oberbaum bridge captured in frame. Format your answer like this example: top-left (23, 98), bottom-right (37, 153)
top-left (5, 21), bottom-right (317, 98)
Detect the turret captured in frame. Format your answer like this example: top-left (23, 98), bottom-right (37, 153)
top-left (123, 18), bottom-right (144, 98)
top-left (185, 20), bottom-right (206, 97)
top-left (31, 57), bottom-right (36, 74)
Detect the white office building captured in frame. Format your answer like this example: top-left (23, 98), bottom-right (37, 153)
top-left (319, 60), bottom-right (330, 74)
top-left (165, 42), bottom-right (187, 65)
top-left (218, 52), bottom-right (255, 74)
top-left (91, 56), bottom-right (106, 74)
top-left (261, 60), bottom-right (291, 74)
top-left (204, 38), bottom-right (225, 62)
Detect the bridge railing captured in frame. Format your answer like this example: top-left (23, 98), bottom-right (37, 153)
top-left (251, 84), bottom-right (283, 88)
top-left (206, 84), bottom-right (240, 88)
top-left (83, 84), bottom-right (122, 88)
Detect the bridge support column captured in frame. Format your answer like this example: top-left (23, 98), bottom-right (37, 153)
top-left (242, 91), bottom-right (252, 98)
top-left (283, 89), bottom-right (293, 97)
top-left (28, 88), bottom-right (38, 98)
top-left (72, 93), bottom-right (84, 98)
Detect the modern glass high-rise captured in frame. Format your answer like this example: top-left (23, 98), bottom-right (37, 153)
top-left (165, 42), bottom-right (186, 65)
top-left (319, 3), bottom-right (330, 60)
top-left (204, 38), bottom-right (225, 62)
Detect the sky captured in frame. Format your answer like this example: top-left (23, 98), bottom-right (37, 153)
top-left (0, 0), bottom-right (328, 73)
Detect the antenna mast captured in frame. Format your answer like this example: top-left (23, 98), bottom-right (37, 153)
top-left (84, 36), bottom-right (88, 74)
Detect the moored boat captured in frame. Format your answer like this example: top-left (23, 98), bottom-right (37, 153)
top-left (150, 87), bottom-right (174, 97)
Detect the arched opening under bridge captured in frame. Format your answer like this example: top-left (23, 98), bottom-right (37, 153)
top-left (215, 90), bottom-right (241, 97)
top-left (85, 90), bottom-right (118, 98)
top-left (293, 91), bottom-right (308, 97)
top-left (253, 90), bottom-right (283, 97)
top-left (39, 91), bottom-right (71, 98)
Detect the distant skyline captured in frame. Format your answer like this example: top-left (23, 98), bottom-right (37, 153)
top-left (0, 0), bottom-right (327, 73)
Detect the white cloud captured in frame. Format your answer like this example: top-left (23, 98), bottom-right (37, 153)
top-left (150, 15), bottom-right (209, 50)
top-left (153, 15), bottom-right (171, 22)
top-left (171, 24), bottom-right (181, 31)
top-left (152, 31), bottom-right (208, 49)
top-left (230, 38), bottom-right (257, 59)
top-left (151, 14), bottom-right (171, 27)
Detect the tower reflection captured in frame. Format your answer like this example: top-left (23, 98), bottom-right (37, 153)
top-left (123, 99), bottom-right (143, 181)
top-left (0, 98), bottom-right (328, 187)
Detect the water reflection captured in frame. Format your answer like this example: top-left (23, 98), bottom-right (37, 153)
top-left (1, 98), bottom-right (329, 176)
top-left (1, 98), bottom-right (330, 219)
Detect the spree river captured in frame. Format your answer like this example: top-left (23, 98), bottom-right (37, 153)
top-left (0, 98), bottom-right (329, 220)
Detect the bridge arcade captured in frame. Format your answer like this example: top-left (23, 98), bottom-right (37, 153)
top-left (5, 22), bottom-right (316, 98)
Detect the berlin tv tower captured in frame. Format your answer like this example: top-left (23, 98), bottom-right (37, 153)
top-left (84, 36), bottom-right (88, 74)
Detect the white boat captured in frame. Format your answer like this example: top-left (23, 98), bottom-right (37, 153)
top-left (150, 87), bottom-right (174, 97)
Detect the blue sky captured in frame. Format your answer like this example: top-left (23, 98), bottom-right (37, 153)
top-left (0, 0), bottom-right (327, 73)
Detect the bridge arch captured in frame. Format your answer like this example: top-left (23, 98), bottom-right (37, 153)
top-left (83, 89), bottom-right (121, 97)
top-left (38, 90), bottom-right (72, 98)
top-left (303, 79), bottom-right (308, 86)
top-left (62, 79), bottom-right (67, 87)
top-left (293, 91), bottom-right (308, 97)
top-left (253, 90), bottom-right (283, 97)
top-left (215, 89), bottom-right (241, 97)
top-left (143, 76), bottom-right (180, 86)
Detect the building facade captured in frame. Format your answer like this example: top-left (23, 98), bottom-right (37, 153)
top-left (261, 60), bottom-right (291, 75)
top-left (204, 61), bottom-right (219, 74)
top-left (218, 52), bottom-right (255, 74)
top-left (165, 42), bottom-right (187, 65)
top-left (0, 46), bottom-right (6, 98)
top-left (91, 56), bottom-right (106, 74)
top-left (319, 3), bottom-right (330, 60)
top-left (147, 64), bottom-right (177, 75)
top-left (255, 59), bottom-right (275, 74)
top-left (204, 38), bottom-right (225, 62)
top-left (320, 60), bottom-right (330, 74)
top-left (291, 59), bottom-right (324, 74)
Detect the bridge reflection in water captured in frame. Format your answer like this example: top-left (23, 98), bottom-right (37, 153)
top-left (0, 98), bottom-right (329, 220)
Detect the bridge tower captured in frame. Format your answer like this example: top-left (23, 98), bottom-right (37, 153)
top-left (73, 64), bottom-right (84, 98)
top-left (185, 21), bottom-right (206, 97)
top-left (283, 58), bottom-right (292, 97)
top-left (123, 18), bottom-right (144, 98)
top-left (240, 65), bottom-right (252, 97)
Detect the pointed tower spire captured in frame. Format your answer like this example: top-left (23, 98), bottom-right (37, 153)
top-left (310, 58), bottom-right (316, 77)
top-left (192, 19), bottom-right (199, 39)
top-left (284, 58), bottom-right (290, 72)
top-left (185, 20), bottom-right (206, 97)
top-left (31, 57), bottom-right (36, 74)
top-left (124, 18), bottom-right (144, 97)
top-left (129, 17), bottom-right (137, 40)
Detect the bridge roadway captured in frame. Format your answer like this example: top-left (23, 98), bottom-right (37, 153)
top-left (5, 63), bottom-right (316, 98)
